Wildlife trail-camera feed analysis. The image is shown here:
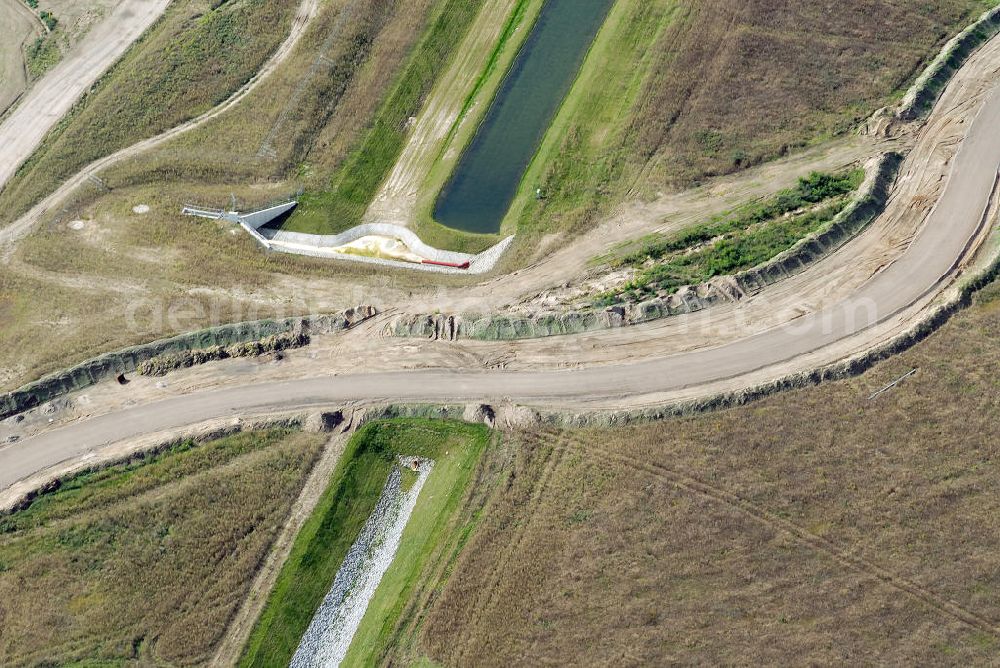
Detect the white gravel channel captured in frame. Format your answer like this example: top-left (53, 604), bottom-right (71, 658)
top-left (290, 456), bottom-right (434, 668)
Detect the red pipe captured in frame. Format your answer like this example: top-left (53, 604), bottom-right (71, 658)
top-left (422, 259), bottom-right (470, 269)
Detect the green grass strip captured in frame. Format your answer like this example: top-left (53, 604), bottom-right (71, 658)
top-left (598, 169), bottom-right (864, 304)
top-left (238, 418), bottom-right (490, 667)
top-left (342, 420), bottom-right (491, 665)
top-left (289, 0), bottom-right (485, 234)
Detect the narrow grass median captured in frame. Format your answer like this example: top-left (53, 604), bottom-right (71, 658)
top-left (238, 418), bottom-right (491, 667)
top-left (597, 169), bottom-right (864, 305)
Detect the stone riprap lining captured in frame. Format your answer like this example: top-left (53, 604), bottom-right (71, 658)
top-left (392, 153), bottom-right (902, 342)
top-left (897, 4), bottom-right (1000, 121)
top-left (291, 457), bottom-right (433, 668)
top-left (0, 307), bottom-right (376, 421)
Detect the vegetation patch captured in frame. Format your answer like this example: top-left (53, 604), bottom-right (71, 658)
top-left (0, 0), bottom-right (300, 226)
top-left (506, 0), bottom-right (992, 253)
top-left (0, 428), bottom-right (325, 666)
top-left (239, 418), bottom-right (490, 667)
top-left (282, 0), bottom-right (485, 235)
top-left (597, 169), bottom-right (864, 304)
top-left (24, 33), bottom-right (60, 79)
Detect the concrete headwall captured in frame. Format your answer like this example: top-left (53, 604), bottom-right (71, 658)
top-left (261, 222), bottom-right (515, 275)
top-left (0, 307), bottom-right (376, 421)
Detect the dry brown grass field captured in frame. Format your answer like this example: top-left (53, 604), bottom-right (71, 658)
top-left (0, 428), bottom-right (325, 666)
top-left (630, 0), bottom-right (998, 187)
top-left (514, 0), bottom-right (996, 246)
top-left (0, 0), bottom-right (303, 226)
top-left (416, 281), bottom-right (1000, 665)
top-left (0, 0), bottom-right (39, 115)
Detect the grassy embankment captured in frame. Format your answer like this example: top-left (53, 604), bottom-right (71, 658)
top-left (0, 0), bottom-right (992, 392)
top-left (416, 279), bottom-right (1000, 664)
top-left (239, 418), bottom-right (491, 667)
top-left (0, 0), bottom-right (301, 227)
top-left (502, 0), bottom-right (995, 257)
top-left (0, 428), bottom-right (326, 667)
top-left (396, 0), bottom-right (545, 254)
top-left (282, 0), bottom-right (486, 237)
top-left (96, 0), bottom-right (435, 195)
top-left (595, 168), bottom-right (864, 304)
top-left (0, 0), bottom-right (454, 394)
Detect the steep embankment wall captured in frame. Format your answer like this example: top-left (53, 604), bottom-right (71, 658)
top-left (0, 307), bottom-right (375, 421)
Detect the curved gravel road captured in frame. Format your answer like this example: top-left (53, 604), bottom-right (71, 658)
top-left (2, 79), bottom-right (999, 490)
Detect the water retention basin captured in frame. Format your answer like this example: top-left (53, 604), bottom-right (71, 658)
top-left (432, 0), bottom-right (615, 234)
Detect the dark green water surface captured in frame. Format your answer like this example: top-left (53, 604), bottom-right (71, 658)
top-left (433, 0), bottom-right (615, 234)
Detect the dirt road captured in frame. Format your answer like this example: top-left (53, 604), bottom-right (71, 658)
top-left (2, 67), bottom-right (999, 489)
top-left (0, 0), bottom-right (171, 191)
top-left (3, 17), bottom-right (1000, 499)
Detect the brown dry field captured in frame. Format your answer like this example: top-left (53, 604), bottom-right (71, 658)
top-left (630, 0), bottom-right (995, 188)
top-left (0, 429), bottom-right (325, 666)
top-left (418, 281), bottom-right (1000, 665)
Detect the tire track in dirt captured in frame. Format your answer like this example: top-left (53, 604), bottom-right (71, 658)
top-left (542, 428), bottom-right (1000, 638)
top-left (451, 429), bottom-right (570, 665)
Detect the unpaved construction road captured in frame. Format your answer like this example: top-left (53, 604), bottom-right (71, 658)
top-left (0, 0), bottom-right (320, 251)
top-left (2, 27), bottom-right (1000, 495)
top-left (0, 0), bottom-right (170, 191)
top-left (2, 67), bottom-right (1000, 489)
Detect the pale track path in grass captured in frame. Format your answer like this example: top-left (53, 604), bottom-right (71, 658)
top-left (211, 422), bottom-right (356, 667)
top-left (0, 0), bottom-right (323, 256)
top-left (542, 427), bottom-right (1000, 639)
top-left (449, 430), bottom-right (570, 666)
top-left (0, 0), bottom-right (172, 191)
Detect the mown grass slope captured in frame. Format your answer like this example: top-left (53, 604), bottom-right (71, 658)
top-left (632, 0), bottom-right (999, 186)
top-left (286, 0), bottom-right (486, 235)
top-left (0, 0), bottom-right (301, 225)
top-left (511, 0), bottom-right (995, 249)
top-left (0, 428), bottom-right (326, 667)
top-left (417, 280), bottom-right (1000, 665)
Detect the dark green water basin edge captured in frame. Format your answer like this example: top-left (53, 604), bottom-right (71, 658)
top-left (432, 0), bottom-right (616, 234)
